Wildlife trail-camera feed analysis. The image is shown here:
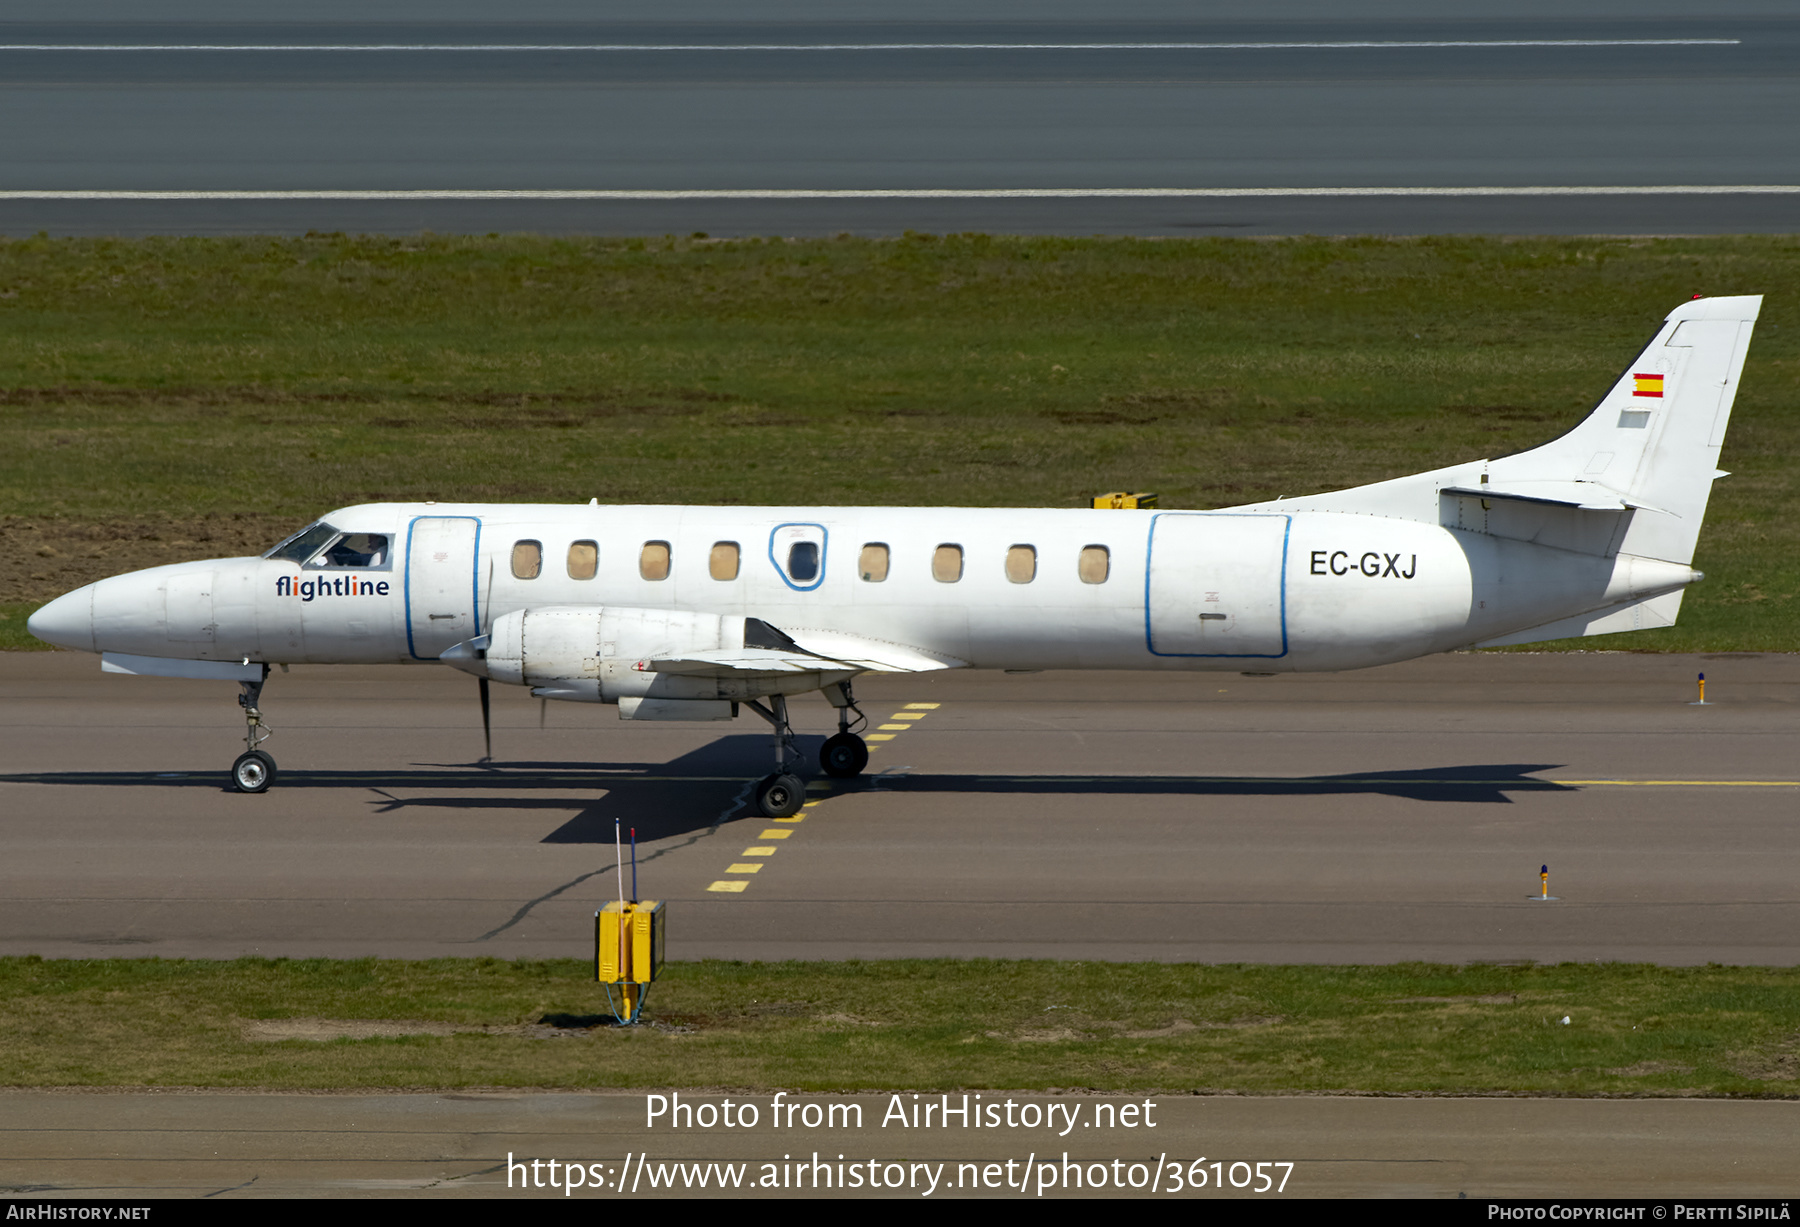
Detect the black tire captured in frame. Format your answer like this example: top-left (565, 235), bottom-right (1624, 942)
top-left (232, 751), bottom-right (273, 794)
top-left (755, 772), bottom-right (805, 818)
top-left (819, 732), bottom-right (869, 778)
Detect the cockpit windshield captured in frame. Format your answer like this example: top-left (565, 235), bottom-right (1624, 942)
top-left (264, 522), bottom-right (340, 564)
top-left (263, 522), bottom-right (392, 569)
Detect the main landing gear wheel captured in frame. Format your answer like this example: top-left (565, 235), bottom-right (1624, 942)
top-left (819, 732), bottom-right (869, 778)
top-left (755, 772), bottom-right (805, 819)
top-left (232, 750), bottom-right (275, 794)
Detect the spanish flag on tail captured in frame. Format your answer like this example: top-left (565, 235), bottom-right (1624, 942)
top-left (1632, 372), bottom-right (1665, 398)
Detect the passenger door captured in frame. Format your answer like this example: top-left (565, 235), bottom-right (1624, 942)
top-left (405, 516), bottom-right (482, 660)
top-left (1146, 513), bottom-right (1290, 658)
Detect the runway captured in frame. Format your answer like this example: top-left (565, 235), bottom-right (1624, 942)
top-left (3, 649), bottom-right (1796, 965)
top-left (3, 0), bottom-right (1798, 235)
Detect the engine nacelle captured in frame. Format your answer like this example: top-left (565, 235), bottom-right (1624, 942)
top-left (475, 606), bottom-right (848, 703)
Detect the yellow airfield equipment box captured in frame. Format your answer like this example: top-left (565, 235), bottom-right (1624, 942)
top-left (1091, 492), bottom-right (1158, 509)
top-left (597, 900), bottom-right (664, 986)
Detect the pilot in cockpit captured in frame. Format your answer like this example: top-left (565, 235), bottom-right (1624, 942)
top-left (321, 533), bottom-right (389, 569)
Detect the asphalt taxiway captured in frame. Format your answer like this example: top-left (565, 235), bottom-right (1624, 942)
top-left (1, 649), bottom-right (1795, 965)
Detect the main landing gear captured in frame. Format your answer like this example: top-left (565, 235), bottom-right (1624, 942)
top-left (820, 680), bottom-right (870, 779)
top-left (743, 684), bottom-right (870, 818)
top-left (738, 683), bottom-right (864, 816)
top-left (743, 694), bottom-right (804, 818)
top-left (231, 666), bottom-right (276, 794)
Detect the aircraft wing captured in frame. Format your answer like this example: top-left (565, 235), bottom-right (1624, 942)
top-left (780, 627), bottom-right (966, 672)
top-left (643, 626), bottom-right (967, 678)
top-left (641, 648), bottom-right (844, 677)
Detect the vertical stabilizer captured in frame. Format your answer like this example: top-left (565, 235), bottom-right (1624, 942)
top-left (1487, 295), bottom-right (1760, 565)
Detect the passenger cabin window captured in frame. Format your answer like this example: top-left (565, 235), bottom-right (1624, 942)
top-left (787, 541), bottom-right (820, 583)
top-left (511, 540), bottom-right (542, 580)
top-left (1078, 545), bottom-right (1110, 584)
top-left (640, 541), bottom-right (671, 581)
top-left (567, 540), bottom-right (598, 580)
top-left (1005, 545), bottom-right (1036, 584)
top-left (860, 543), bottom-right (889, 582)
top-left (932, 544), bottom-right (963, 583)
top-left (710, 541), bottom-right (740, 581)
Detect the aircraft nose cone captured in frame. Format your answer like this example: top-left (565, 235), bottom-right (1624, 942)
top-left (27, 586), bottom-right (96, 652)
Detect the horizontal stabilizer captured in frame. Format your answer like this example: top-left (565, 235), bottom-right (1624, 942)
top-left (1439, 481), bottom-right (1667, 514)
top-left (1476, 590), bottom-right (1684, 648)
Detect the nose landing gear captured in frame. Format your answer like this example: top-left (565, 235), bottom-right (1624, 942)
top-left (231, 666), bottom-right (276, 793)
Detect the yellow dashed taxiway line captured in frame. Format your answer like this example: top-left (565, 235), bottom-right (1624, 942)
top-left (704, 702), bottom-right (942, 893)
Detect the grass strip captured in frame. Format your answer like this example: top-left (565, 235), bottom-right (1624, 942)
top-left (4, 957), bottom-right (1798, 1096)
top-left (2, 233), bottom-right (1796, 650)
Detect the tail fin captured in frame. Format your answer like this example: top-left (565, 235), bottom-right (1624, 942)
top-left (1487, 294), bottom-right (1760, 565)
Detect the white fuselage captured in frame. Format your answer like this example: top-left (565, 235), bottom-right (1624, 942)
top-left (41, 500), bottom-right (1692, 679)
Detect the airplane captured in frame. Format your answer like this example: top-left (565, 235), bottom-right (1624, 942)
top-left (27, 294), bottom-right (1760, 819)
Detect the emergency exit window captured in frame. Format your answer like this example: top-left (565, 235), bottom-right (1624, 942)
top-left (787, 541), bottom-right (820, 583)
top-left (511, 540), bottom-right (542, 580)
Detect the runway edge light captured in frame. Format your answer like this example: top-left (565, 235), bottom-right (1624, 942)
top-left (1530, 864), bottom-right (1559, 902)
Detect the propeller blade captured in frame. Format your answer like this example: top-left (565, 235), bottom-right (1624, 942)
top-left (479, 676), bottom-right (492, 763)
top-left (539, 697), bottom-right (547, 730)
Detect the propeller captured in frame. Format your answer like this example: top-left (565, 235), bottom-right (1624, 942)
top-left (478, 676), bottom-right (492, 763)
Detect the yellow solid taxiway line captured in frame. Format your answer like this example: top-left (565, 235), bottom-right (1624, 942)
top-left (704, 702), bottom-right (942, 894)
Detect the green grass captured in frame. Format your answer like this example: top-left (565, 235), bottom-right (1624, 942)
top-left (4, 957), bottom-right (1799, 1095)
top-left (0, 602), bottom-right (38, 650)
top-left (2, 233), bottom-right (1797, 649)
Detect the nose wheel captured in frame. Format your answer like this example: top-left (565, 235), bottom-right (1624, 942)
top-left (231, 667), bottom-right (277, 793)
top-left (232, 750), bottom-right (276, 794)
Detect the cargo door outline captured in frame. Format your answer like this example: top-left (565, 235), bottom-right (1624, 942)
top-left (404, 516), bottom-right (483, 661)
top-left (1144, 512), bottom-right (1290, 658)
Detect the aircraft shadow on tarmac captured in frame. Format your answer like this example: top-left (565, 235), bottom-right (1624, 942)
top-left (1, 736), bottom-right (1577, 846)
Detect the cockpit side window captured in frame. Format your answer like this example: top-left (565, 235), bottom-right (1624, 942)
top-left (264, 522), bottom-right (341, 565)
top-left (318, 533), bottom-right (391, 570)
